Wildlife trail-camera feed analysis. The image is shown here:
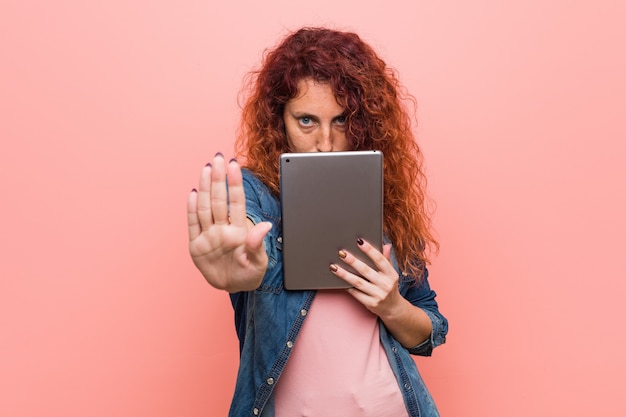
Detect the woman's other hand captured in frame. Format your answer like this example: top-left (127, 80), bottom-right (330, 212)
top-left (331, 240), bottom-right (403, 318)
top-left (187, 154), bottom-right (272, 292)
top-left (330, 239), bottom-right (433, 348)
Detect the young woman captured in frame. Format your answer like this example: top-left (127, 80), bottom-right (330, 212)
top-left (187, 27), bottom-right (448, 417)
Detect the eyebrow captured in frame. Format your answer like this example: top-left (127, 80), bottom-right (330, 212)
top-left (290, 111), bottom-right (316, 118)
top-left (289, 111), bottom-right (346, 120)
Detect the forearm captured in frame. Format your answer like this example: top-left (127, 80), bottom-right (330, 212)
top-left (378, 297), bottom-right (433, 349)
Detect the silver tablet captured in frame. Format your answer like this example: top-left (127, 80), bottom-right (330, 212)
top-left (279, 150), bottom-right (383, 290)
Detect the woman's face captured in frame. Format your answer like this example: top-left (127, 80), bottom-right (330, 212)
top-left (283, 78), bottom-right (350, 152)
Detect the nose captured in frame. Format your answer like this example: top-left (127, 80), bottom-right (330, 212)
top-left (316, 126), bottom-right (333, 152)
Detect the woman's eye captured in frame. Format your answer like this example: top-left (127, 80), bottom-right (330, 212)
top-left (299, 117), bottom-right (313, 126)
top-left (335, 116), bottom-right (347, 125)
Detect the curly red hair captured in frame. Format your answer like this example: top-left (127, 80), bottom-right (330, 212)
top-left (235, 27), bottom-right (438, 280)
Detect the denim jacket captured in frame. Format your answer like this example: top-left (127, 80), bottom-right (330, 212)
top-left (227, 169), bottom-right (448, 417)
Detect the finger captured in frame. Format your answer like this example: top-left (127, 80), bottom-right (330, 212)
top-left (210, 153), bottom-right (230, 225)
top-left (245, 222), bottom-right (273, 265)
top-left (196, 163), bottom-right (213, 231)
top-left (356, 239), bottom-right (396, 276)
top-left (187, 188), bottom-right (201, 241)
top-left (336, 249), bottom-right (379, 284)
top-left (382, 243), bottom-right (392, 260)
top-left (330, 262), bottom-right (376, 293)
top-left (226, 159), bottom-right (247, 227)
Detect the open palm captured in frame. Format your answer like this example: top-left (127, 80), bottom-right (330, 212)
top-left (187, 154), bottom-right (272, 292)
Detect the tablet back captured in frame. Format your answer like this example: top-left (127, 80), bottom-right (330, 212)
top-left (279, 151), bottom-right (383, 290)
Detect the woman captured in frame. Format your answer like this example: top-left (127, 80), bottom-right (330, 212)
top-left (187, 27), bottom-right (448, 417)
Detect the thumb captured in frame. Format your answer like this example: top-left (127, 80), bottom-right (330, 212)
top-left (246, 222), bottom-right (273, 259)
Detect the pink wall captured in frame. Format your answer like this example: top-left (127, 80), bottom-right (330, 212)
top-left (1, 1), bottom-right (625, 416)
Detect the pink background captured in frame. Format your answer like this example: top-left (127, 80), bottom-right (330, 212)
top-left (1, 1), bottom-right (625, 416)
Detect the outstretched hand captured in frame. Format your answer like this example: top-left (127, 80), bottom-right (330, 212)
top-left (187, 153), bottom-right (272, 292)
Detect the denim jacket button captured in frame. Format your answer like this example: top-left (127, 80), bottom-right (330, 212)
top-left (277, 236), bottom-right (283, 243)
top-left (286, 341), bottom-right (294, 348)
top-left (300, 309), bottom-right (308, 316)
top-left (253, 408), bottom-right (259, 415)
top-left (267, 377), bottom-right (275, 385)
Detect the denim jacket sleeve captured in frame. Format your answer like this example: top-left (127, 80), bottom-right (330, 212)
top-left (399, 268), bottom-right (448, 356)
top-left (229, 169), bottom-right (283, 354)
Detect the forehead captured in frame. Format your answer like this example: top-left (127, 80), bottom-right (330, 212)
top-left (287, 78), bottom-right (344, 113)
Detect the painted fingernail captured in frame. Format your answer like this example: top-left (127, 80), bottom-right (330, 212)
top-left (229, 158), bottom-right (238, 164)
top-left (329, 264), bottom-right (338, 272)
top-left (191, 188), bottom-right (197, 193)
top-left (215, 152), bottom-right (224, 158)
top-left (357, 238), bottom-right (364, 246)
top-left (338, 250), bottom-right (347, 259)
top-left (205, 162), bottom-right (212, 167)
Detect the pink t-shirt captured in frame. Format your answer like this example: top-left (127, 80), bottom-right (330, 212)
top-left (274, 290), bottom-right (409, 417)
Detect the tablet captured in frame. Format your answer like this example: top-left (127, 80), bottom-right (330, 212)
top-left (279, 150), bottom-right (383, 290)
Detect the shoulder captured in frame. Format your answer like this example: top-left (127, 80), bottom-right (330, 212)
top-left (241, 168), bottom-right (268, 201)
top-left (241, 168), bottom-right (263, 190)
top-left (241, 168), bottom-right (282, 221)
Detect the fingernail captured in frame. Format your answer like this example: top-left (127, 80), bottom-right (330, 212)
top-left (215, 152), bottom-right (224, 158)
top-left (338, 250), bottom-right (347, 259)
top-left (329, 264), bottom-right (338, 272)
top-left (191, 188), bottom-right (197, 193)
top-left (205, 162), bottom-right (212, 167)
top-left (357, 238), bottom-right (364, 246)
top-left (229, 158), bottom-right (238, 164)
